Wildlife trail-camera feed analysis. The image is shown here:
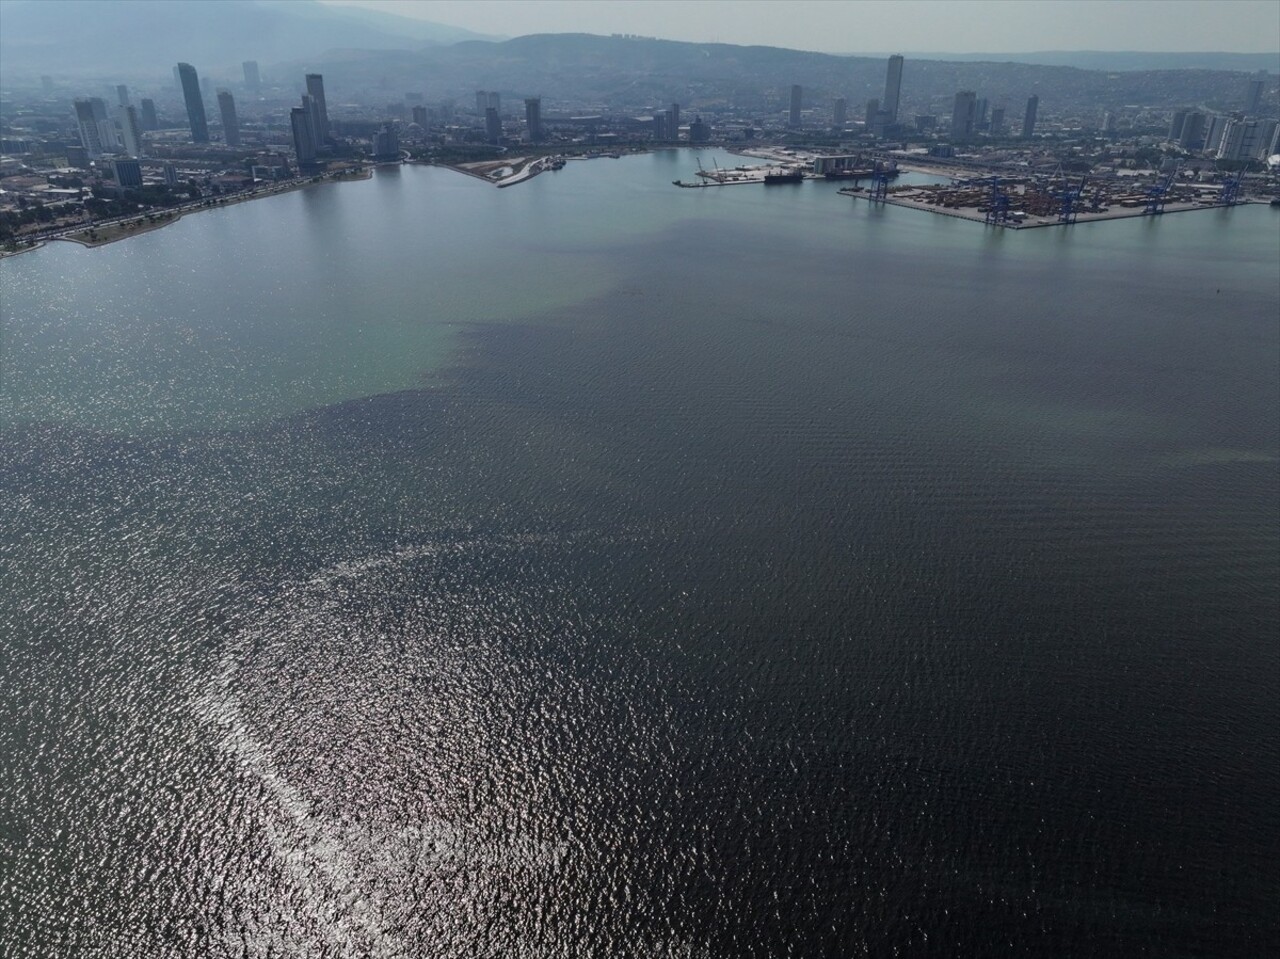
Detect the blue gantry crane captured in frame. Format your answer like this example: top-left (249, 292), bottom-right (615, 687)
top-left (869, 161), bottom-right (891, 201)
top-left (1219, 169), bottom-right (1244, 206)
top-left (983, 177), bottom-right (1011, 225)
top-left (1143, 163), bottom-right (1180, 215)
top-left (1056, 175), bottom-right (1086, 224)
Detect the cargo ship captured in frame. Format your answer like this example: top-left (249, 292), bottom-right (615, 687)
top-left (764, 168), bottom-right (804, 184)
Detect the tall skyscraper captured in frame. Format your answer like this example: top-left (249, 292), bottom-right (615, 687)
top-left (243, 60), bottom-right (260, 90)
top-left (1178, 111), bottom-right (1206, 149)
top-left (116, 84), bottom-right (130, 107)
top-left (1217, 117), bottom-right (1277, 160)
top-left (670, 102), bottom-right (680, 131)
top-left (305, 74), bottom-right (330, 141)
top-left (833, 98), bottom-right (847, 127)
top-left (374, 123), bottom-right (400, 160)
top-left (990, 106), bottom-right (1005, 135)
top-left (1021, 94), bottom-right (1039, 138)
top-left (411, 105), bottom-right (428, 128)
top-left (485, 107), bottom-right (503, 143)
top-left (951, 91), bottom-right (977, 140)
top-left (882, 55), bottom-right (904, 124)
top-left (652, 111), bottom-right (667, 140)
top-left (140, 98), bottom-right (158, 131)
top-left (475, 90), bottom-right (488, 114)
top-left (1168, 108), bottom-right (1189, 141)
top-left (524, 97), bottom-right (543, 142)
top-left (1244, 76), bottom-right (1264, 114)
top-left (217, 90), bottom-right (240, 147)
top-left (866, 98), bottom-right (886, 137)
top-left (789, 85), bottom-right (802, 127)
top-left (176, 62), bottom-right (209, 142)
top-left (487, 91), bottom-right (500, 111)
top-left (290, 106), bottom-right (317, 165)
top-left (120, 104), bottom-right (144, 157)
top-left (73, 98), bottom-right (106, 157)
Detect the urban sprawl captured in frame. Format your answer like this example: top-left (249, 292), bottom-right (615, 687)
top-left (2, 52), bottom-right (1278, 249)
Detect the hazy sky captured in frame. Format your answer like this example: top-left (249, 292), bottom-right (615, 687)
top-left (318, 0), bottom-right (1280, 53)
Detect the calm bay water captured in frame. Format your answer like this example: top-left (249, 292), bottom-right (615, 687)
top-left (2, 151), bottom-right (1278, 957)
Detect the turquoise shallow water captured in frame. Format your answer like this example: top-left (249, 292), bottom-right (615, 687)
top-left (2, 151), bottom-right (1278, 957)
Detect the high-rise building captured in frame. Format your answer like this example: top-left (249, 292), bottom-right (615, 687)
top-left (670, 102), bottom-right (680, 131)
top-left (951, 91), bottom-right (977, 140)
top-left (243, 60), bottom-right (261, 90)
top-left (110, 157), bottom-right (142, 187)
top-left (73, 98), bottom-right (106, 157)
top-left (92, 97), bottom-right (118, 152)
top-left (1178, 111), bottom-right (1206, 150)
top-left (217, 90), bottom-right (240, 146)
top-left (1102, 111), bottom-right (1117, 134)
top-left (652, 111), bottom-right (667, 140)
top-left (524, 97), bottom-right (543, 142)
top-left (73, 96), bottom-right (117, 156)
top-left (162, 161), bottom-right (179, 185)
top-left (1021, 95), bottom-right (1039, 138)
top-left (370, 123), bottom-right (399, 160)
top-left (475, 90), bottom-right (488, 114)
top-left (120, 105), bottom-right (144, 157)
top-left (487, 91), bottom-right (500, 112)
top-left (833, 98), bottom-right (847, 127)
top-left (789, 85), bottom-right (802, 127)
top-left (864, 97), bottom-right (885, 136)
top-left (116, 84), bottom-right (130, 107)
top-left (305, 74), bottom-right (330, 141)
top-left (140, 98), bottom-right (158, 131)
top-left (485, 107), bottom-right (503, 143)
top-left (975, 98), bottom-right (989, 129)
top-left (989, 106), bottom-right (1005, 135)
top-left (290, 106), bottom-right (317, 166)
top-left (302, 95), bottom-right (323, 150)
top-left (1217, 117), bottom-right (1277, 160)
top-left (1203, 114), bottom-right (1232, 154)
top-left (176, 62), bottom-right (209, 143)
top-left (1168, 108), bottom-right (1190, 141)
top-left (1244, 76), bottom-right (1264, 114)
top-left (688, 116), bottom-right (710, 143)
top-left (882, 55), bottom-right (904, 124)
top-left (411, 105), bottom-right (428, 127)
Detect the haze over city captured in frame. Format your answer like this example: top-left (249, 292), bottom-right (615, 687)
top-left (323, 0), bottom-right (1279, 54)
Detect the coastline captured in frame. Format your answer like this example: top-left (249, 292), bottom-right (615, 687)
top-left (3, 166), bottom-right (373, 256)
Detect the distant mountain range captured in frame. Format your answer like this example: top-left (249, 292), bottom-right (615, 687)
top-left (288, 34), bottom-right (1274, 116)
top-left (1, 0), bottom-right (1274, 119)
top-left (0, 0), bottom-right (500, 77)
top-left (872, 51), bottom-right (1279, 73)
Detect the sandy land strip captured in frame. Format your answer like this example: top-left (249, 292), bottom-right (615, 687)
top-left (31, 167), bottom-right (374, 253)
top-left (841, 187), bottom-right (1250, 228)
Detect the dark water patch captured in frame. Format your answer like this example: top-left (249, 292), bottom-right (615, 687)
top-left (3, 162), bottom-right (1278, 957)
